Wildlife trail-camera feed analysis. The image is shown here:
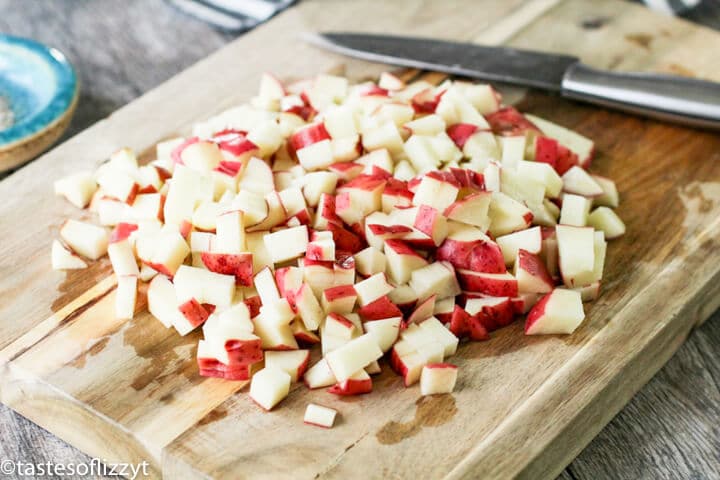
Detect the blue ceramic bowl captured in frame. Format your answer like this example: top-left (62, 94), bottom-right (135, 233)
top-left (0, 35), bottom-right (77, 168)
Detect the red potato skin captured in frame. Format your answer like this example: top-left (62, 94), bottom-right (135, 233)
top-left (384, 239), bottom-right (424, 258)
top-left (179, 220), bottom-right (193, 240)
top-left (294, 330), bottom-right (321, 345)
top-left (467, 314), bottom-right (491, 341)
top-left (212, 129), bottom-right (258, 157)
top-left (485, 107), bottom-right (540, 136)
top-left (121, 183), bottom-right (139, 205)
top-left (396, 299), bottom-right (418, 318)
top-left (425, 170), bottom-right (461, 188)
top-left (317, 194), bottom-right (341, 224)
top-left (425, 363), bottom-right (458, 370)
top-left (449, 305), bottom-right (471, 338)
top-left (296, 352), bottom-right (311, 380)
top-left (224, 338), bottom-right (264, 365)
top-left (331, 191), bottom-right (350, 213)
top-left (346, 221), bottom-right (366, 241)
top-left (291, 319), bottom-right (320, 344)
top-left (263, 343), bottom-right (298, 352)
top-left (198, 359), bottom-right (251, 381)
top-left (413, 205), bottom-right (444, 245)
top-left (284, 104), bottom-right (316, 122)
top-left (359, 85), bottom-right (389, 97)
top-left (244, 296), bottom-right (262, 319)
top-left (389, 349), bottom-right (419, 387)
top-left (449, 168), bottom-right (485, 192)
top-left (447, 124), bottom-right (480, 148)
top-left (389, 348), bottom-right (407, 375)
top-left (154, 165), bottom-right (172, 182)
top-left (283, 209), bottom-right (312, 227)
top-left (457, 270), bottom-right (519, 297)
top-left (323, 284), bottom-right (356, 302)
top-left (554, 144), bottom-right (579, 176)
top-left (436, 238), bottom-right (476, 270)
top-left (436, 238), bottom-right (506, 273)
top-left (337, 174), bottom-right (387, 193)
top-left (522, 212), bottom-right (534, 228)
top-left (407, 177), bottom-right (421, 193)
top-left (401, 232), bottom-right (436, 251)
top-left (411, 88), bottom-right (444, 114)
top-left (474, 298), bottom-right (515, 332)
top-left (327, 222), bottom-right (366, 253)
top-left (436, 311), bottom-right (453, 325)
top-left (579, 148), bottom-right (595, 169)
top-left (358, 295), bottom-right (403, 321)
top-left (367, 224), bottom-right (412, 237)
top-left (517, 249), bottom-right (555, 291)
top-left (370, 165), bottom-right (392, 179)
top-left (511, 297), bottom-right (527, 314)
top-left (201, 252), bottom-right (254, 286)
top-left (275, 267), bottom-right (302, 308)
top-left (171, 137), bottom-right (200, 165)
top-left (384, 178), bottom-right (413, 197)
top-left (541, 226), bottom-right (556, 240)
top-left (215, 161), bottom-right (243, 177)
top-left (178, 298), bottom-right (211, 328)
top-left (327, 376), bottom-right (373, 396)
top-left (328, 162), bottom-right (363, 181)
top-left (327, 312), bottom-right (356, 330)
top-left (289, 122), bottom-right (331, 152)
top-left (303, 257), bottom-right (334, 269)
top-left (524, 291), bottom-right (552, 334)
top-left (109, 222), bottom-right (138, 243)
top-left (144, 261), bottom-right (175, 278)
top-left (511, 294), bottom-right (542, 314)
top-left (535, 136), bottom-right (558, 167)
top-left (137, 185), bottom-right (157, 194)
top-left (407, 294), bottom-right (436, 325)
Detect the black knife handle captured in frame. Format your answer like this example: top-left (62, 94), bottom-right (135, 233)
top-left (561, 63), bottom-right (720, 129)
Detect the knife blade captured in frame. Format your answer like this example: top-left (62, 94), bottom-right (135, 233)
top-left (306, 32), bottom-right (720, 130)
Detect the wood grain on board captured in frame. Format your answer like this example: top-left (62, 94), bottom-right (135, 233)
top-left (2, 0), bottom-right (720, 479)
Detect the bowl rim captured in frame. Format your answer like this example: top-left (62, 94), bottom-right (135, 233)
top-left (0, 34), bottom-right (78, 148)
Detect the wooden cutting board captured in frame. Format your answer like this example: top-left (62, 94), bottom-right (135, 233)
top-left (2, 1), bottom-right (720, 478)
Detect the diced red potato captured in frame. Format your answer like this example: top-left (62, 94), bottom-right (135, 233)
top-left (420, 363), bottom-right (458, 395)
top-left (357, 295), bottom-right (403, 321)
top-left (321, 284), bottom-right (357, 314)
top-left (264, 350), bottom-right (310, 382)
top-left (304, 403), bottom-right (338, 428)
top-left (51, 239), bottom-right (89, 270)
top-left (51, 72), bottom-right (621, 415)
top-left (249, 367), bottom-right (292, 410)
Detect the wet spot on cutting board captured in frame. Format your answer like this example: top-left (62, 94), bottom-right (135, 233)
top-left (52, 257), bottom-right (113, 313)
top-left (625, 33), bottom-right (653, 50)
top-left (581, 16), bottom-right (610, 30)
top-left (197, 406), bottom-right (228, 426)
top-left (376, 395), bottom-right (457, 445)
top-left (68, 336), bottom-right (110, 368)
top-left (123, 314), bottom-right (201, 391)
top-left (680, 182), bottom-right (720, 217)
top-left (159, 392), bottom-right (176, 404)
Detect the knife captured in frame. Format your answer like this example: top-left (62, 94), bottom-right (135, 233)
top-left (306, 32), bottom-right (720, 130)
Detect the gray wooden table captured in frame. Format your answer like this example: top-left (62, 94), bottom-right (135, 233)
top-left (1, 1), bottom-right (718, 479)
